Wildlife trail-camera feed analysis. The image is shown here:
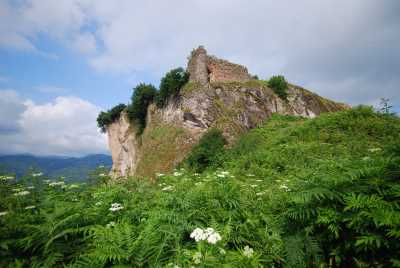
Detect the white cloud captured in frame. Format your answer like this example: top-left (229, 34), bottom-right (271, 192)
top-left (0, 90), bottom-right (107, 156)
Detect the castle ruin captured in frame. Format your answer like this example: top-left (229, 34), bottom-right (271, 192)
top-left (187, 46), bottom-right (251, 84)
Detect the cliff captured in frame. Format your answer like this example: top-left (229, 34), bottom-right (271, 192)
top-left (107, 47), bottom-right (349, 179)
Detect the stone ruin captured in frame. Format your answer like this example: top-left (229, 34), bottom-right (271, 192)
top-left (187, 46), bottom-right (251, 84)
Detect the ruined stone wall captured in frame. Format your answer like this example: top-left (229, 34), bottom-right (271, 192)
top-left (187, 46), bottom-right (208, 85)
top-left (207, 56), bottom-right (251, 83)
top-left (187, 46), bottom-right (251, 84)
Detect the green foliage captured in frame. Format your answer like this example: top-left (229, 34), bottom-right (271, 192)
top-left (156, 67), bottom-right (189, 107)
top-left (97, 104), bottom-right (127, 133)
top-left (268, 75), bottom-right (288, 100)
top-left (1, 107), bottom-right (399, 267)
top-left (183, 129), bottom-right (227, 172)
top-left (126, 83), bottom-right (158, 134)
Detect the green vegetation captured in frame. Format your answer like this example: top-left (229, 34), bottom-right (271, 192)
top-left (268, 75), bottom-right (288, 100)
top-left (126, 83), bottom-right (158, 134)
top-left (1, 107), bottom-right (399, 267)
top-left (97, 104), bottom-right (127, 133)
top-left (156, 67), bottom-right (189, 107)
top-left (183, 129), bottom-right (227, 172)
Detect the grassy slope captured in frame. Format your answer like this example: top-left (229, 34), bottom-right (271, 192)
top-left (1, 107), bottom-right (399, 267)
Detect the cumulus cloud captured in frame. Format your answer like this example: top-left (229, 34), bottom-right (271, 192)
top-left (0, 90), bottom-right (107, 156)
top-left (1, 0), bottom-right (399, 107)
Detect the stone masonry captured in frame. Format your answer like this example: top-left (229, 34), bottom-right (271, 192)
top-left (187, 46), bottom-right (251, 84)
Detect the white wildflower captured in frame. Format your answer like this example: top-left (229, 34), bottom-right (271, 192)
top-left (68, 184), bottom-right (80, 189)
top-left (49, 181), bottom-right (65, 187)
top-left (0, 176), bottom-right (14, 181)
top-left (192, 252), bottom-right (202, 264)
top-left (243, 245), bottom-right (254, 257)
top-left (190, 228), bottom-right (207, 242)
top-left (32, 172), bottom-right (43, 177)
top-left (368, 148), bottom-right (381, 152)
top-left (219, 248), bottom-right (226, 255)
top-left (24, 206), bottom-right (36, 210)
top-left (207, 232), bottom-right (222, 244)
top-left (162, 185), bottom-right (174, 191)
top-left (156, 173), bottom-right (165, 177)
top-left (0, 211), bottom-right (9, 216)
top-left (173, 171), bottom-right (183, 176)
top-left (14, 190), bottom-right (30, 196)
top-left (279, 184), bottom-right (290, 191)
top-left (109, 203), bottom-right (124, 212)
top-left (190, 227), bottom-right (222, 244)
top-left (106, 221), bottom-right (116, 228)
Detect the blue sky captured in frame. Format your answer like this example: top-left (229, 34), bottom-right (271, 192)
top-left (0, 0), bottom-right (399, 156)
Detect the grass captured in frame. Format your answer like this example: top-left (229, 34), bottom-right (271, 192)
top-left (1, 106), bottom-right (399, 267)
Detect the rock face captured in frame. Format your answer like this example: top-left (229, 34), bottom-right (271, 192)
top-left (107, 47), bottom-right (349, 179)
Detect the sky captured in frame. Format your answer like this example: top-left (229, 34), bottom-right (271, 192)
top-left (0, 0), bottom-right (399, 156)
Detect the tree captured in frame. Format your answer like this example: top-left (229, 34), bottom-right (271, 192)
top-left (126, 83), bottom-right (158, 134)
top-left (97, 104), bottom-right (127, 133)
top-left (156, 67), bottom-right (189, 107)
top-left (268, 75), bottom-right (288, 100)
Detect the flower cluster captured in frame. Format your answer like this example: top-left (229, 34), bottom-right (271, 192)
top-left (216, 171), bottom-right (230, 178)
top-left (190, 227), bottom-right (222, 244)
top-left (109, 203), bottom-right (124, 212)
top-left (0, 211), bottom-right (9, 216)
top-left (243, 245), bottom-right (254, 257)
top-left (106, 221), bottom-right (116, 228)
top-left (0, 175), bottom-right (14, 181)
top-left (14, 190), bottom-right (30, 196)
top-left (279, 184), bottom-right (291, 192)
top-left (49, 181), bottom-right (65, 187)
top-left (162, 185), bottom-right (174, 191)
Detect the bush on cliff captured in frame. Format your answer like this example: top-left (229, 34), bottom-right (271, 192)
top-left (268, 75), bottom-right (288, 100)
top-left (97, 103), bottom-right (127, 133)
top-left (156, 67), bottom-right (189, 107)
top-left (126, 83), bottom-right (158, 134)
top-left (183, 128), bottom-right (227, 172)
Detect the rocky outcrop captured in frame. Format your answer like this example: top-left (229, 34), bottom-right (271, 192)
top-left (107, 47), bottom-right (349, 179)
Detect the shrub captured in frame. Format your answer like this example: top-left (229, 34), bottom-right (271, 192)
top-left (268, 75), bottom-right (288, 100)
top-left (156, 67), bottom-right (189, 107)
top-left (184, 129), bottom-right (226, 172)
top-left (126, 83), bottom-right (158, 134)
top-left (97, 104), bottom-right (127, 133)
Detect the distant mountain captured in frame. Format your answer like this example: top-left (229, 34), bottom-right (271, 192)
top-left (0, 154), bottom-right (112, 181)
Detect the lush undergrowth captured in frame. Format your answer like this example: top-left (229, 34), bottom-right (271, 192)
top-left (1, 107), bottom-right (399, 267)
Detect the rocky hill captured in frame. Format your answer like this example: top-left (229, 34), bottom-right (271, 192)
top-left (107, 46), bottom-right (348, 179)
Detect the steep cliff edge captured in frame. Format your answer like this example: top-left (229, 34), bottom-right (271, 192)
top-left (107, 47), bottom-right (348, 179)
